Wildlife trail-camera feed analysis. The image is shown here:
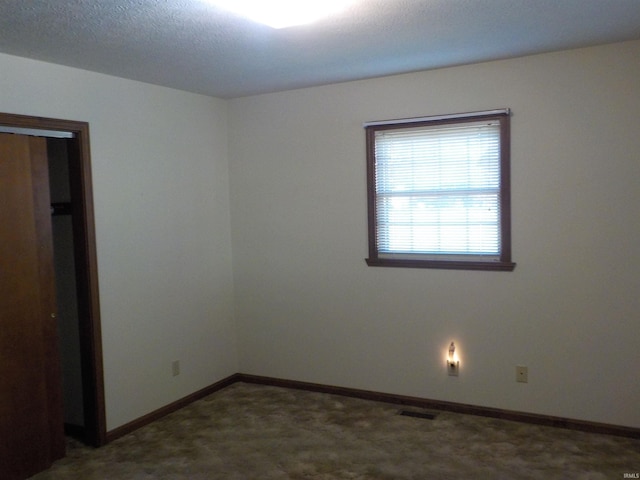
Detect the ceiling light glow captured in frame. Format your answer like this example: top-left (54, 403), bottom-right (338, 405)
top-left (206, 0), bottom-right (354, 29)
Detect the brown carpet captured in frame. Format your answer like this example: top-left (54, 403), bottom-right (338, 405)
top-left (31, 383), bottom-right (639, 479)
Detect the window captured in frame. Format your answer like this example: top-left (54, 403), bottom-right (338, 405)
top-left (365, 109), bottom-right (515, 271)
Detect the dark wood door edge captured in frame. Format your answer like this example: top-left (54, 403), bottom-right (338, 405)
top-left (0, 112), bottom-right (106, 447)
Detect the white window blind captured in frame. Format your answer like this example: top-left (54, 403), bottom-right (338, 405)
top-left (374, 120), bottom-right (502, 259)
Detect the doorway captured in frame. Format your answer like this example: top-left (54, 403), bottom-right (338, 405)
top-left (0, 112), bottom-right (106, 449)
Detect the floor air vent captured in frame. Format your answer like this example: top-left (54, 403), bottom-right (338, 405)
top-left (398, 410), bottom-right (438, 420)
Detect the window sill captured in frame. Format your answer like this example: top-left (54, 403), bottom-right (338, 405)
top-left (365, 258), bottom-right (516, 271)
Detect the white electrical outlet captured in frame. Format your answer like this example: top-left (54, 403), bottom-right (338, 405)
top-left (172, 360), bottom-right (180, 377)
top-left (516, 365), bottom-right (528, 383)
top-left (448, 361), bottom-right (459, 376)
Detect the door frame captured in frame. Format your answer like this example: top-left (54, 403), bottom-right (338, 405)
top-left (0, 112), bottom-right (106, 447)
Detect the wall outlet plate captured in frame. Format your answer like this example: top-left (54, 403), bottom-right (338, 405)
top-left (448, 361), bottom-right (459, 376)
top-left (172, 360), bottom-right (180, 377)
top-left (516, 365), bottom-right (528, 383)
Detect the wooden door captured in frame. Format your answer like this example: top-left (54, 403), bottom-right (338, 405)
top-left (0, 133), bottom-right (65, 479)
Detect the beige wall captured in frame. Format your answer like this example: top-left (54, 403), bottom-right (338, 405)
top-left (0, 52), bottom-right (238, 430)
top-left (228, 40), bottom-right (640, 428)
top-left (2, 38), bottom-right (639, 432)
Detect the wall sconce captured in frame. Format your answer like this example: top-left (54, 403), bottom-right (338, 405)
top-left (447, 341), bottom-right (459, 376)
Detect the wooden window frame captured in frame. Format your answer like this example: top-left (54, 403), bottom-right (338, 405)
top-left (365, 110), bottom-right (516, 271)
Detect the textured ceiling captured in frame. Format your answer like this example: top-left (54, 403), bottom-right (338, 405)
top-left (1, 0), bottom-right (639, 98)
